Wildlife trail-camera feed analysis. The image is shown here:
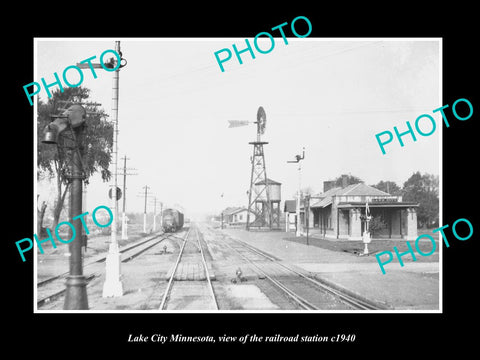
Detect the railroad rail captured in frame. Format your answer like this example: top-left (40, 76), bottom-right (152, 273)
top-left (37, 231), bottom-right (178, 308)
top-left (159, 225), bottom-right (218, 310)
top-left (220, 231), bottom-right (388, 311)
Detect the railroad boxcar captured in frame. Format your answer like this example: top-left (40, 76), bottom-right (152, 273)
top-left (162, 208), bottom-right (184, 232)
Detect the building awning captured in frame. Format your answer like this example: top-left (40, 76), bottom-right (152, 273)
top-left (310, 198), bottom-right (332, 208)
top-left (337, 202), bottom-right (419, 209)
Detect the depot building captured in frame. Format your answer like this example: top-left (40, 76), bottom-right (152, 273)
top-left (295, 179), bottom-right (419, 241)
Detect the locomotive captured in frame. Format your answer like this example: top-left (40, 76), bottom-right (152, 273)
top-left (162, 208), bottom-right (184, 232)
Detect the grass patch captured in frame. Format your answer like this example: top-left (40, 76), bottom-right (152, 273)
top-left (283, 233), bottom-right (439, 261)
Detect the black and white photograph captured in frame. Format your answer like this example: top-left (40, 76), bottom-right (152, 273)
top-left (33, 37), bottom-right (442, 313)
top-left (6, 7), bottom-right (479, 353)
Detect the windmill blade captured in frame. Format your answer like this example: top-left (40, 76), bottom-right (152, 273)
top-left (257, 106), bottom-right (266, 135)
top-left (76, 62), bottom-right (104, 69)
top-left (259, 117), bottom-right (266, 135)
top-left (228, 120), bottom-right (250, 128)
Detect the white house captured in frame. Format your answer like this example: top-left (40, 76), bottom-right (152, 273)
top-left (222, 207), bottom-right (256, 226)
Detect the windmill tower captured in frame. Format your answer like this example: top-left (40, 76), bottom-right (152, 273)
top-left (230, 107), bottom-right (272, 230)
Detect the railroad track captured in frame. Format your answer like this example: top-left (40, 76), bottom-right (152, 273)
top-left (159, 226), bottom-right (218, 310)
top-left (214, 228), bottom-right (388, 311)
top-left (37, 231), bottom-right (178, 308)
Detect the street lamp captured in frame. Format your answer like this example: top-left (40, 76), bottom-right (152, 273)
top-left (42, 104), bottom-right (89, 310)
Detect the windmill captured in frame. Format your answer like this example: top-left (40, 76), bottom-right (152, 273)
top-left (228, 106), bottom-right (267, 142)
top-left (229, 106), bottom-right (276, 230)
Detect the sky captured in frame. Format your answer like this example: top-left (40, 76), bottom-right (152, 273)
top-left (34, 38), bottom-right (441, 220)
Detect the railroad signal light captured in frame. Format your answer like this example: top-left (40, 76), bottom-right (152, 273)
top-left (109, 186), bottom-right (122, 201)
top-left (42, 124), bottom-right (59, 144)
top-left (41, 104), bottom-right (89, 309)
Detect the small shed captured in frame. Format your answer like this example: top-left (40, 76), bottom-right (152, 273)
top-left (284, 200), bottom-right (298, 231)
top-left (222, 207), bottom-right (256, 226)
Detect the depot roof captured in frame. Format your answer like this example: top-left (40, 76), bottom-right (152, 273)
top-left (336, 183), bottom-right (389, 196)
top-left (337, 202), bottom-right (419, 208)
top-left (311, 183), bottom-right (396, 209)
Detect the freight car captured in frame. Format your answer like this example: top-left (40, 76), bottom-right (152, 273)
top-left (162, 208), bottom-right (184, 232)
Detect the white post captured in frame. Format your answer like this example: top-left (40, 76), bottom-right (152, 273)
top-left (103, 40), bottom-right (123, 298)
top-left (121, 212), bottom-right (128, 240)
top-left (285, 211), bottom-right (288, 232)
top-left (142, 185), bottom-right (149, 233)
top-left (296, 163), bottom-right (302, 237)
top-left (363, 215), bottom-right (371, 255)
top-left (153, 198), bottom-right (157, 232)
top-left (160, 202), bottom-right (163, 232)
top-left (121, 155), bottom-right (128, 240)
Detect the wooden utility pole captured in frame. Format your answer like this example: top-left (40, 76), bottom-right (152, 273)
top-left (138, 185), bottom-right (151, 233)
top-left (118, 155), bottom-right (137, 239)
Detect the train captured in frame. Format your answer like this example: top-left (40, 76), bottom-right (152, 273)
top-left (162, 208), bottom-right (184, 232)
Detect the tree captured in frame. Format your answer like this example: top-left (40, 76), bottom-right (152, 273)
top-left (301, 186), bottom-right (315, 196)
top-left (37, 87), bottom-right (114, 230)
top-left (368, 215), bottom-right (387, 236)
top-left (292, 186), bottom-right (315, 198)
top-left (37, 195), bottom-right (47, 237)
top-left (371, 180), bottom-right (402, 195)
top-left (333, 174), bottom-right (362, 187)
top-left (402, 172), bottom-right (439, 228)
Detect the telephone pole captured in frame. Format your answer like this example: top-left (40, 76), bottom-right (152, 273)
top-left (148, 196), bottom-right (162, 232)
top-left (118, 155), bottom-right (137, 240)
top-left (138, 185), bottom-right (151, 233)
top-left (159, 201), bottom-right (163, 232)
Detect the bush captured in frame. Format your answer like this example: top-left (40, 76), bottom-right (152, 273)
top-left (369, 215), bottom-right (387, 236)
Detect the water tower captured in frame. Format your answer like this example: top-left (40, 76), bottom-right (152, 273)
top-left (254, 178), bottom-right (281, 229)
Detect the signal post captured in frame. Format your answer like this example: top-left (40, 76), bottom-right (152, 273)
top-left (102, 41), bottom-right (125, 297)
